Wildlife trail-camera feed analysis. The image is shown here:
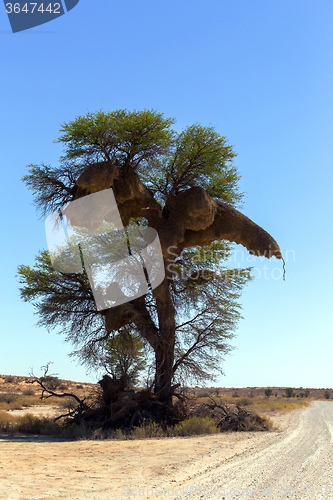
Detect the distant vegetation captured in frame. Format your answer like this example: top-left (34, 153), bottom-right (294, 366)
top-left (0, 376), bottom-right (331, 438)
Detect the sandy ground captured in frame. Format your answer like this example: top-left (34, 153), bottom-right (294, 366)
top-left (6, 405), bottom-right (65, 418)
top-left (0, 410), bottom-right (295, 500)
top-left (173, 401), bottom-right (333, 500)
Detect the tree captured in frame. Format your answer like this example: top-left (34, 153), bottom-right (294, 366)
top-left (324, 391), bottom-right (330, 400)
top-left (285, 387), bottom-right (295, 398)
top-left (264, 388), bottom-right (272, 398)
top-left (101, 331), bottom-right (147, 387)
top-left (19, 109), bottom-right (282, 407)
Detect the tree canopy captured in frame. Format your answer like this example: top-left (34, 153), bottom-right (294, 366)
top-left (19, 109), bottom-right (282, 405)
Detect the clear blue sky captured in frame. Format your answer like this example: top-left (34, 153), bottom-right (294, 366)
top-left (1, 0), bottom-right (332, 388)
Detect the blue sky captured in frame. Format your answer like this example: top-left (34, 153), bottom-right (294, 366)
top-left (1, 0), bottom-right (332, 388)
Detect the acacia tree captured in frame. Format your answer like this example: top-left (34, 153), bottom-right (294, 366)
top-left (19, 109), bottom-right (282, 404)
top-left (99, 331), bottom-right (147, 386)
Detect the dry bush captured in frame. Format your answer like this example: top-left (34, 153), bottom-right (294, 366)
top-left (0, 411), bottom-right (61, 435)
top-left (0, 393), bottom-right (49, 411)
top-left (40, 376), bottom-right (61, 390)
top-left (131, 421), bottom-right (165, 439)
top-left (0, 394), bottom-right (18, 404)
top-left (237, 397), bottom-right (251, 407)
top-left (16, 414), bottom-right (62, 435)
top-left (0, 410), bottom-right (16, 432)
top-left (22, 388), bottom-right (35, 396)
top-left (174, 416), bottom-right (218, 436)
top-left (252, 397), bottom-right (310, 415)
top-left (58, 384), bottom-right (69, 391)
top-left (262, 416), bottom-right (274, 430)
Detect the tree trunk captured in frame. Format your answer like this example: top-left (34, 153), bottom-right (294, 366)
top-left (153, 276), bottom-right (176, 404)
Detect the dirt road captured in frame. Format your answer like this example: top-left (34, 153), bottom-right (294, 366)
top-left (0, 401), bottom-right (332, 500)
top-left (169, 401), bottom-right (333, 500)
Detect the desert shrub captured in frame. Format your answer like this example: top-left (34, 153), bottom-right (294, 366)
top-left (262, 416), bottom-right (274, 430)
top-left (285, 388), bottom-right (295, 398)
top-left (76, 384), bottom-right (84, 389)
top-left (324, 391), bottom-right (331, 400)
top-left (238, 397), bottom-right (251, 406)
top-left (4, 376), bottom-right (14, 383)
top-left (16, 414), bottom-right (61, 435)
top-left (0, 394), bottom-right (18, 404)
top-left (264, 389), bottom-right (272, 398)
top-left (0, 411), bottom-right (61, 435)
top-left (113, 428), bottom-right (127, 440)
top-left (40, 376), bottom-right (61, 390)
top-left (58, 384), bottom-right (69, 390)
top-left (0, 411), bottom-right (16, 432)
top-left (1, 393), bottom-right (44, 411)
top-left (22, 388), bottom-right (35, 396)
top-left (131, 421), bottom-right (164, 439)
top-left (174, 416), bottom-right (218, 436)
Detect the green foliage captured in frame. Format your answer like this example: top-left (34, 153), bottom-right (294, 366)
top-left (264, 388), bottom-right (273, 398)
top-left (171, 250), bottom-right (252, 383)
top-left (324, 391), bottom-right (331, 400)
top-left (145, 124), bottom-right (242, 205)
top-left (102, 331), bottom-right (147, 386)
top-left (22, 109), bottom-right (242, 218)
top-left (285, 387), bottom-right (295, 398)
top-left (56, 109), bottom-right (176, 165)
top-left (17, 250), bottom-right (103, 347)
top-left (21, 162), bottom-right (83, 217)
top-left (19, 108), bottom-right (251, 387)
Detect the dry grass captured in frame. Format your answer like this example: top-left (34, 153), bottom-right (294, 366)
top-left (249, 397), bottom-right (311, 415)
top-left (173, 416), bottom-right (218, 436)
top-left (187, 396), bottom-right (310, 433)
top-left (0, 393), bottom-right (46, 411)
top-left (194, 395), bottom-right (311, 415)
top-left (0, 410), bottom-right (62, 435)
top-left (0, 376), bottom-right (313, 440)
top-left (0, 396), bottom-right (308, 440)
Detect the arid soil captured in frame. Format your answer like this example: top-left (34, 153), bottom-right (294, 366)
top-left (174, 401), bottom-right (333, 500)
top-left (6, 405), bottom-right (64, 418)
top-left (0, 409), bottom-right (296, 500)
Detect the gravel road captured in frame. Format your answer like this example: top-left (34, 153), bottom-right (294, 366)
top-left (172, 401), bottom-right (333, 500)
